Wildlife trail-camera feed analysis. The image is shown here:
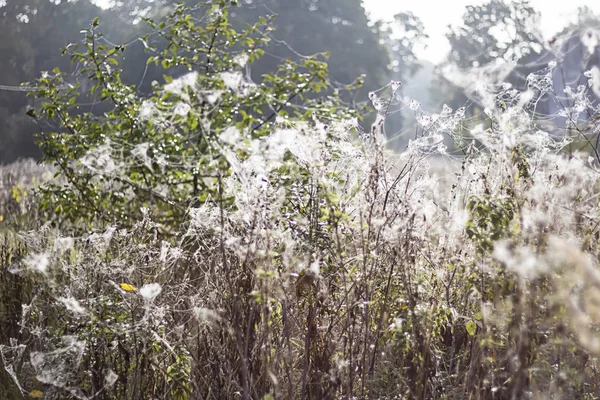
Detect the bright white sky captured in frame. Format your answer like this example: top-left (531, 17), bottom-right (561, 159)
top-left (363, 0), bottom-right (600, 63)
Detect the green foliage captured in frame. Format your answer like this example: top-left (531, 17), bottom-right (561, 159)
top-left (466, 190), bottom-right (518, 253)
top-left (166, 350), bottom-right (192, 400)
top-left (28, 1), bottom-right (357, 231)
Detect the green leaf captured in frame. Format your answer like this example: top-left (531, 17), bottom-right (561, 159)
top-left (466, 321), bottom-right (477, 336)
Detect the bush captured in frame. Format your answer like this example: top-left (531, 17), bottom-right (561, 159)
top-left (27, 0), bottom-right (357, 232)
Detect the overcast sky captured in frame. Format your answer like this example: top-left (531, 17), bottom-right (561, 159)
top-left (363, 0), bottom-right (600, 63)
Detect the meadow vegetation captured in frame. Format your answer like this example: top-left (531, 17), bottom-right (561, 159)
top-left (3, 1), bottom-right (600, 399)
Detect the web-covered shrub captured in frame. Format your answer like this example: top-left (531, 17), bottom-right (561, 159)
top-left (6, 2), bottom-right (600, 400)
top-left (26, 0), bottom-right (356, 232)
top-left (7, 85), bottom-right (600, 399)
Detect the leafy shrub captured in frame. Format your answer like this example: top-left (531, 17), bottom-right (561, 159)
top-left (27, 0), bottom-right (357, 232)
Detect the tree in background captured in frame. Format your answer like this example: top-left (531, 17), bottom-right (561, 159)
top-left (432, 0), bottom-right (544, 115)
top-left (376, 12), bottom-right (428, 78)
top-left (447, 0), bottom-right (542, 69)
top-left (0, 0), bottom-right (128, 164)
top-left (373, 11), bottom-right (428, 146)
top-left (231, 0), bottom-right (389, 94)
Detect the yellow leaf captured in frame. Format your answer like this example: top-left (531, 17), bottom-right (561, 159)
top-left (120, 283), bottom-right (137, 292)
top-left (29, 390), bottom-right (44, 398)
top-left (0, 215), bottom-right (3, 222)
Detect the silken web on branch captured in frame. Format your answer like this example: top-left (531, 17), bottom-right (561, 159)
top-left (7, 12), bottom-right (600, 399)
